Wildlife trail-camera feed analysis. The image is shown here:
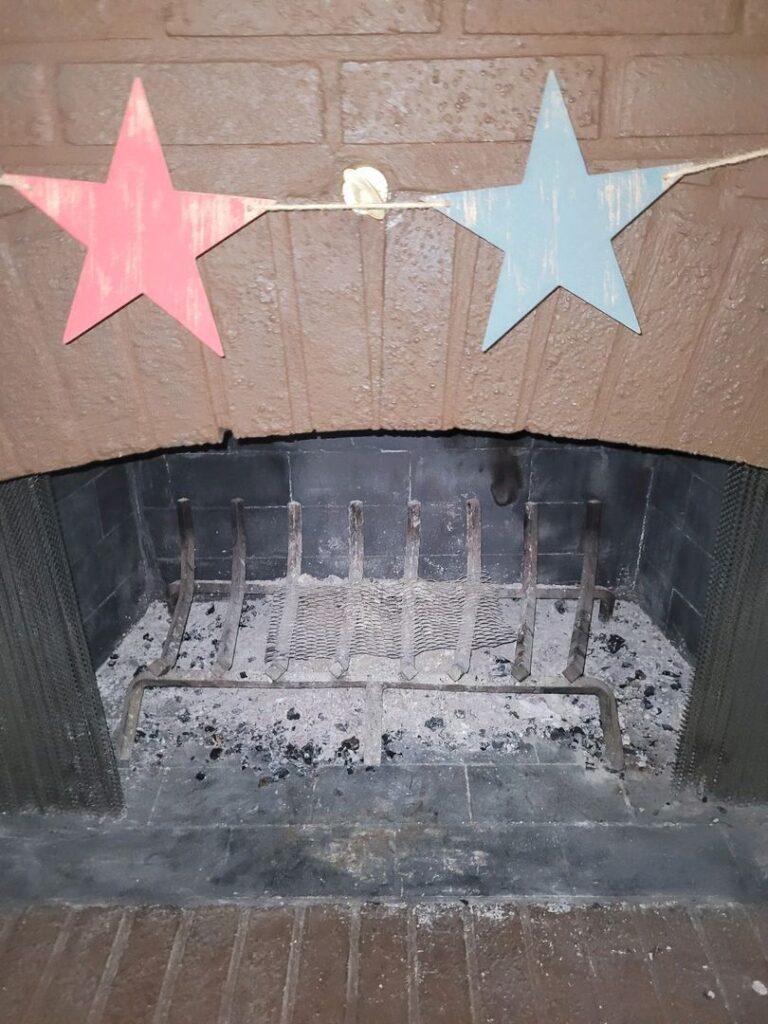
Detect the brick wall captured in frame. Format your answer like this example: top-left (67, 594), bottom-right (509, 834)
top-left (52, 461), bottom-right (152, 666)
top-left (134, 433), bottom-right (655, 591)
top-left (52, 432), bottom-right (727, 666)
top-left (0, 1), bottom-right (766, 477)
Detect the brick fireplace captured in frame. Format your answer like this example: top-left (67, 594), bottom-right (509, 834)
top-left (0, 0), bottom-right (766, 923)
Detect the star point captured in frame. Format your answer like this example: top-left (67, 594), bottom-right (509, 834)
top-left (4, 78), bottom-right (274, 356)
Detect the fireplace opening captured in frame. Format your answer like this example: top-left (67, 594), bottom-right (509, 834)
top-left (50, 431), bottom-right (725, 785)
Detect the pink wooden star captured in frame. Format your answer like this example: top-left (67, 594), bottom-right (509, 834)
top-left (1, 78), bottom-right (274, 356)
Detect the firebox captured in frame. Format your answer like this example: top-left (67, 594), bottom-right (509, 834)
top-left (26, 431), bottom-right (726, 800)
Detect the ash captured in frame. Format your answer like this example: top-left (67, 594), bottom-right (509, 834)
top-left (98, 596), bottom-right (691, 780)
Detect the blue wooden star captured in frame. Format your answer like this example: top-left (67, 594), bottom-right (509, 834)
top-left (429, 71), bottom-right (687, 351)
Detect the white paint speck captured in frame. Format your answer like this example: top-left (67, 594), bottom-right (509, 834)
top-left (752, 980), bottom-right (767, 996)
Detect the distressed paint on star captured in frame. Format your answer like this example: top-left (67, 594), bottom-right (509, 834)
top-left (428, 72), bottom-right (687, 351)
top-left (2, 79), bottom-right (275, 356)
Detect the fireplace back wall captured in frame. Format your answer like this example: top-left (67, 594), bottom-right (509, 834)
top-left (52, 433), bottom-right (726, 668)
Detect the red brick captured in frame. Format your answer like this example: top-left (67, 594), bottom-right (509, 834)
top-left (229, 908), bottom-right (294, 1024)
top-left (358, 905), bottom-right (409, 1023)
top-left (35, 907), bottom-right (124, 1024)
top-left (525, 906), bottom-right (601, 1023)
top-left (618, 56), bottom-right (768, 137)
top-left (167, 907), bottom-right (239, 1024)
top-left (745, 0), bottom-right (768, 33)
top-left (291, 905), bottom-right (351, 1024)
top-left (0, 0), bottom-right (158, 41)
top-left (0, 907), bottom-right (71, 1020)
top-left (465, 0), bottom-right (737, 35)
top-left (695, 906), bottom-right (768, 1023)
top-left (633, 906), bottom-right (730, 1023)
top-left (472, 905), bottom-right (538, 1023)
top-left (413, 905), bottom-right (473, 1022)
top-left (168, 0), bottom-right (440, 35)
top-left (101, 906), bottom-right (182, 1023)
top-left (341, 57), bottom-right (602, 143)
top-left (58, 63), bottom-right (323, 145)
top-left (0, 64), bottom-right (54, 144)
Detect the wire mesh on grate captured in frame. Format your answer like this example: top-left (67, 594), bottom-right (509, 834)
top-left (265, 577), bottom-right (518, 663)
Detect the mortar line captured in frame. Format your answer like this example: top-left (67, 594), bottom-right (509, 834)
top-left (86, 909), bottom-right (133, 1024)
top-left (217, 907), bottom-right (249, 1024)
top-left (517, 905), bottom-right (546, 1024)
top-left (462, 905), bottom-right (483, 1024)
top-left (407, 907), bottom-right (421, 1024)
top-left (151, 908), bottom-right (193, 1024)
top-left (280, 905), bottom-right (306, 1024)
top-left (21, 906), bottom-right (76, 1024)
top-left (343, 904), bottom-right (362, 1024)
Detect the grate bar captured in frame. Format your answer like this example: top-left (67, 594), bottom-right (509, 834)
top-left (449, 498), bottom-right (482, 681)
top-left (214, 499), bottom-right (247, 677)
top-left (399, 500), bottom-right (421, 680)
top-left (330, 501), bottom-right (364, 679)
top-left (149, 499), bottom-right (195, 677)
top-left (563, 500), bottom-right (601, 683)
top-left (512, 501), bottom-right (539, 682)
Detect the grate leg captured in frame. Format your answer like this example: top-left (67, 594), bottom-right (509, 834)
top-left (399, 500), bottom-right (421, 681)
top-left (214, 499), bottom-right (246, 677)
top-left (449, 499), bottom-right (482, 681)
top-left (512, 502), bottom-right (538, 682)
top-left (563, 500), bottom-right (601, 683)
top-left (330, 501), bottom-right (364, 679)
top-left (149, 499), bottom-right (195, 677)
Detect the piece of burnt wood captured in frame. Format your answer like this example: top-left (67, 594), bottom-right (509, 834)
top-left (449, 498), bottom-right (482, 681)
top-left (399, 500), bottom-right (421, 681)
top-left (149, 499), bottom-right (195, 677)
top-left (563, 500), bottom-right (601, 683)
top-left (513, 502), bottom-right (539, 682)
top-left (330, 501), bottom-right (364, 679)
top-left (266, 501), bottom-right (302, 682)
top-left (214, 499), bottom-right (246, 677)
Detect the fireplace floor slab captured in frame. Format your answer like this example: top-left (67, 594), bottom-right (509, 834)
top-left (0, 763), bottom-right (765, 905)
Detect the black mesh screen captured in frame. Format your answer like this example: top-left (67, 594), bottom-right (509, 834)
top-left (675, 462), bottom-right (768, 800)
top-left (0, 475), bottom-right (122, 812)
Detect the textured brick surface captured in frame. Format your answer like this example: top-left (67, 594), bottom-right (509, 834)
top-left (464, 0), bottom-right (737, 35)
top-left (168, 0), bottom-right (440, 36)
top-left (745, 0), bottom-right (768, 33)
top-left (341, 58), bottom-right (602, 143)
top-left (1, 0), bottom-right (158, 41)
top-left (2, 902), bottom-right (766, 1023)
top-left (0, 64), bottom-right (54, 143)
top-left (58, 63), bottom-right (324, 144)
top-left (619, 56), bottom-right (768, 137)
top-left (0, 4), bottom-right (766, 473)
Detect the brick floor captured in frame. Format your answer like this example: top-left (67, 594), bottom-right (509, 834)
top-left (1, 902), bottom-right (767, 1023)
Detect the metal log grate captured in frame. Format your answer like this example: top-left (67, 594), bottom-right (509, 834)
top-left (116, 496), bottom-right (623, 770)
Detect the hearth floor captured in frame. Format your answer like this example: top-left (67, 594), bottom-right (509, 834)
top-left (97, 597), bottom-right (692, 774)
top-left (0, 760), bottom-right (766, 905)
top-left (1, 901), bottom-right (767, 1023)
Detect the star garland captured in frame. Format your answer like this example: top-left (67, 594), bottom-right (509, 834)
top-left (1, 73), bottom-right (766, 357)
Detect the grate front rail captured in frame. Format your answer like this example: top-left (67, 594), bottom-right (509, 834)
top-left (115, 498), bottom-right (623, 769)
